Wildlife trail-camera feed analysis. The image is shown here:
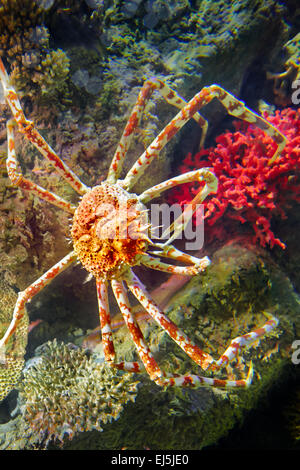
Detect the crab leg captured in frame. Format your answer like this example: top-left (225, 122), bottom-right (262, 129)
top-left (155, 78), bottom-right (208, 148)
top-left (96, 279), bottom-right (141, 373)
top-left (113, 278), bottom-right (254, 387)
top-left (0, 251), bottom-right (77, 360)
top-left (6, 120), bottom-right (76, 214)
top-left (140, 254), bottom-right (210, 276)
top-left (111, 280), bottom-right (163, 381)
top-left (139, 168), bottom-right (218, 245)
top-left (123, 85), bottom-right (286, 190)
top-left (96, 280), bottom-right (115, 362)
top-left (150, 244), bottom-right (209, 266)
top-left (209, 313), bottom-right (279, 370)
top-left (106, 80), bottom-right (156, 184)
top-left (127, 271), bottom-right (278, 386)
top-left (106, 78), bottom-right (207, 184)
top-left (159, 362), bottom-right (254, 388)
top-left (125, 271), bottom-right (256, 387)
top-left (139, 168), bottom-right (217, 203)
top-left (126, 270), bottom-right (214, 370)
top-left (209, 85), bottom-right (286, 165)
top-left (0, 58), bottom-right (89, 195)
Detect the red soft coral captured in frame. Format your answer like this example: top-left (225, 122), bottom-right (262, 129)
top-left (169, 108), bottom-right (300, 249)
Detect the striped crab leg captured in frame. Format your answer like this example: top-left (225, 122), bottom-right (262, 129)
top-left (96, 279), bottom-right (141, 373)
top-left (209, 313), bottom-right (279, 371)
top-left (0, 251), bottom-right (77, 362)
top-left (123, 85), bottom-right (287, 190)
top-left (6, 119), bottom-right (76, 214)
top-left (149, 244), bottom-right (209, 266)
top-left (126, 270), bottom-right (215, 372)
top-left (111, 279), bottom-right (253, 387)
top-left (157, 363), bottom-right (254, 388)
top-left (147, 243), bottom-right (212, 280)
top-left (139, 168), bottom-right (218, 246)
top-left (139, 168), bottom-right (217, 204)
top-left (0, 57), bottom-right (89, 195)
top-left (111, 279), bottom-right (163, 381)
top-left (125, 271), bottom-right (277, 388)
top-left (106, 78), bottom-right (207, 184)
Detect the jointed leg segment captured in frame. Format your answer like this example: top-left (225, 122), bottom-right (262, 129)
top-left (111, 279), bottom-right (162, 380)
top-left (211, 313), bottom-right (279, 370)
top-left (107, 77), bottom-right (208, 185)
top-left (112, 275), bottom-right (256, 388)
top-left (97, 278), bottom-right (142, 374)
top-left (6, 120), bottom-right (76, 214)
top-left (150, 243), bottom-right (209, 267)
top-left (121, 271), bottom-right (277, 388)
top-left (0, 251), bottom-right (77, 360)
top-left (139, 168), bottom-right (218, 203)
top-left (0, 57), bottom-right (89, 196)
top-left (126, 270), bottom-right (215, 372)
top-left (139, 168), bottom-right (218, 245)
top-left (123, 84), bottom-right (286, 190)
top-left (0, 58), bottom-right (281, 389)
top-left (140, 254), bottom-right (210, 276)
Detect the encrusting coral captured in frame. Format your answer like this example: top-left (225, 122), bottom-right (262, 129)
top-left (18, 339), bottom-right (140, 448)
top-left (0, 277), bottom-right (28, 402)
top-left (169, 108), bottom-right (300, 249)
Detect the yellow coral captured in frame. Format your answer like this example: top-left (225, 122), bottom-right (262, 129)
top-left (0, 0), bottom-right (70, 107)
top-left (0, 1), bottom-right (44, 63)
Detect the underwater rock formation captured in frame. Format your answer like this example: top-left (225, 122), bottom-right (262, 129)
top-left (83, 0), bottom-right (290, 177)
top-left (0, 0), bottom-right (294, 177)
top-left (0, 154), bottom-right (71, 292)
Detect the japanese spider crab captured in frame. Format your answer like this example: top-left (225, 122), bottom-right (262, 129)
top-left (0, 57), bottom-right (286, 388)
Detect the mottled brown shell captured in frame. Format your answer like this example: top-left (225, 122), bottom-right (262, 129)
top-left (71, 183), bottom-right (149, 280)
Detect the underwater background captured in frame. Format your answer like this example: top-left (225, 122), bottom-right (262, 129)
top-left (0, 0), bottom-right (299, 450)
